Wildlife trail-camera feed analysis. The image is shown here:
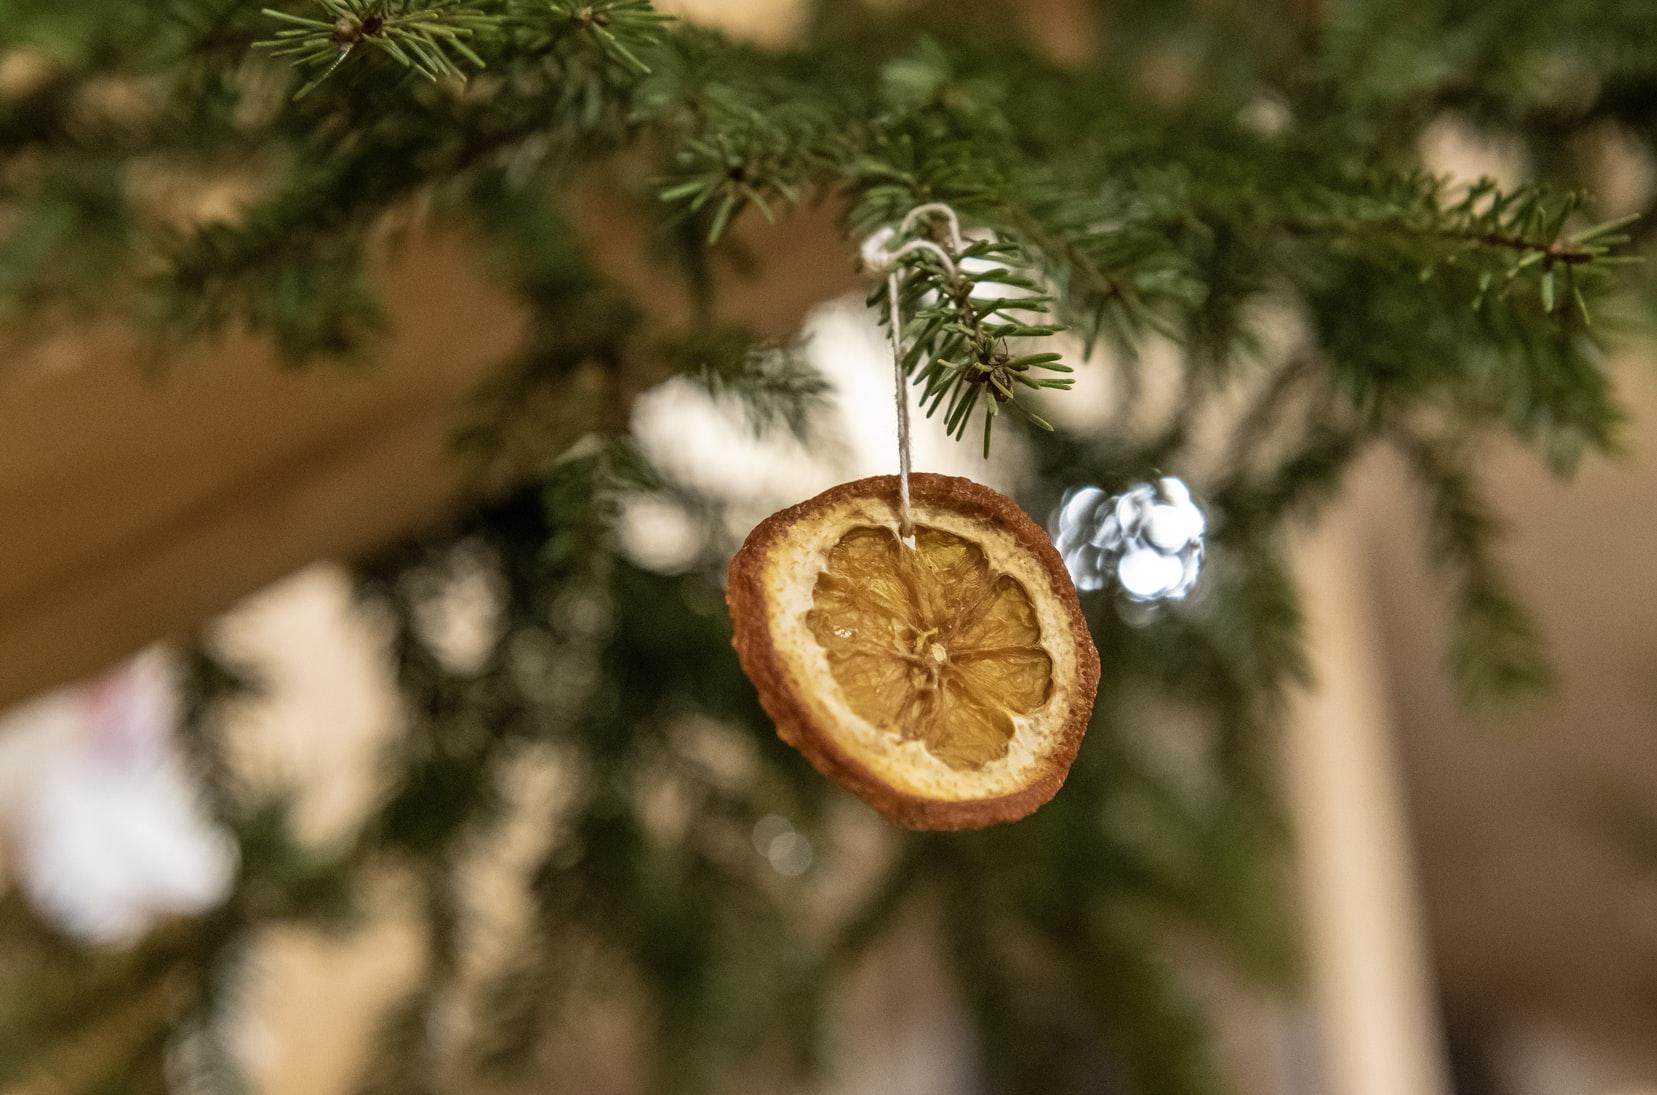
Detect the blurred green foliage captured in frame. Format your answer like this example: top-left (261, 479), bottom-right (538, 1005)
top-left (1, 0), bottom-right (1654, 1091)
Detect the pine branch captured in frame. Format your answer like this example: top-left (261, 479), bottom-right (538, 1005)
top-left (672, 333), bottom-right (829, 441)
top-left (1285, 172), bottom-right (1640, 323)
top-left (875, 229), bottom-right (1073, 456)
top-left (535, 0), bottom-right (674, 76)
top-left (168, 927), bottom-right (255, 1095)
top-left (1063, 909), bottom-right (1225, 1095)
top-left (356, 865), bottom-right (462, 1095)
top-left (658, 108), bottom-right (840, 244)
top-left (1221, 356), bottom-right (1319, 472)
top-left (1395, 431), bottom-right (1551, 706)
top-left (176, 641), bottom-right (265, 825)
top-left (1002, 174), bottom-right (1207, 354)
top-left (257, 0), bottom-right (499, 99)
top-left (255, 0), bottom-right (672, 100)
top-left (1219, 417), bottom-right (1368, 535)
top-left (8, 4), bottom-right (1657, 1088)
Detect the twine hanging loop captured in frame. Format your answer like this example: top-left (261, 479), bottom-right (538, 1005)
top-left (859, 203), bottom-right (966, 544)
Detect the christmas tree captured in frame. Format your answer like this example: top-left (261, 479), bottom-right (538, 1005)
top-left (0, 0), bottom-right (1651, 1091)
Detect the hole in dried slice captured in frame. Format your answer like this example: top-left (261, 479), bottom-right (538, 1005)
top-left (727, 473), bottom-right (1100, 830)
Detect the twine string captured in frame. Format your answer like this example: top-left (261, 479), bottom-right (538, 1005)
top-left (860, 204), bottom-right (965, 546)
top-left (884, 269), bottom-right (914, 541)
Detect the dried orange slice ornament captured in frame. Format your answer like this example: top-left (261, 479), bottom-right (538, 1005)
top-left (727, 473), bottom-right (1101, 830)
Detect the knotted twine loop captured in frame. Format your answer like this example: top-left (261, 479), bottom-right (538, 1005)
top-left (859, 203), bottom-right (966, 546)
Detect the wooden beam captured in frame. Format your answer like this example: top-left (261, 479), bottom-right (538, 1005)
top-left (0, 205), bottom-right (856, 709)
top-left (0, 235), bottom-right (518, 706)
top-left (1284, 487), bottom-right (1453, 1095)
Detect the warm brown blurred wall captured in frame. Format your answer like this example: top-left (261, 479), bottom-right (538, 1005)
top-left (0, 201), bottom-right (856, 710)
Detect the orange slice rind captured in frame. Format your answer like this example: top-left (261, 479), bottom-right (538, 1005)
top-left (727, 473), bottom-right (1101, 830)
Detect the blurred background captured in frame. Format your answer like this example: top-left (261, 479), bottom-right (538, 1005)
top-left (4, 0), bottom-right (1657, 1093)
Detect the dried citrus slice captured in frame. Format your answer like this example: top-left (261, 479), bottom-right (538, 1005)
top-left (727, 473), bottom-right (1100, 829)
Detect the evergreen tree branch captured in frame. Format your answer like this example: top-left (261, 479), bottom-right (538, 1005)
top-left (1282, 172), bottom-right (1640, 323)
top-left (5, 1), bottom-right (1657, 1087)
top-left (672, 332), bottom-right (829, 442)
top-left (877, 230), bottom-right (1072, 456)
top-left (257, 1), bottom-right (499, 99)
top-left (1394, 431), bottom-right (1551, 706)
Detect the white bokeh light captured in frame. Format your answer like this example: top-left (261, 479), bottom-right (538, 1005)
top-left (1051, 477), bottom-right (1207, 604)
top-left (0, 650), bottom-right (237, 945)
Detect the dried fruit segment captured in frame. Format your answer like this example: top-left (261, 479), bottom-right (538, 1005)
top-left (807, 525), bottom-right (1053, 770)
top-left (727, 473), bottom-right (1099, 830)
